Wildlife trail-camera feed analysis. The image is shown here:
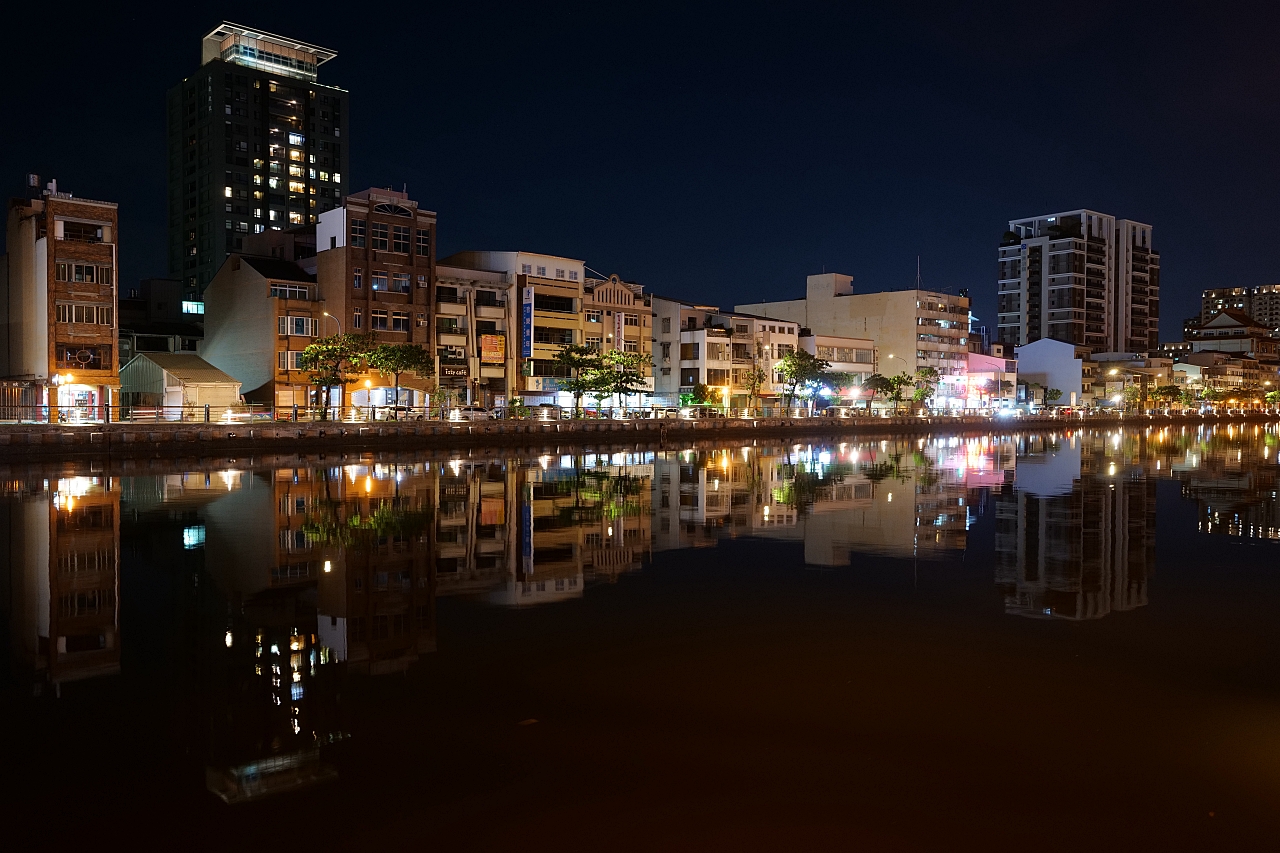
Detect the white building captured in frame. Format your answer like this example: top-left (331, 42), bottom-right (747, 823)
top-left (736, 273), bottom-right (970, 407)
top-left (651, 296), bottom-right (800, 408)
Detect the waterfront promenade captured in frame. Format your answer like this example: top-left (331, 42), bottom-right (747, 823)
top-left (0, 411), bottom-right (1271, 459)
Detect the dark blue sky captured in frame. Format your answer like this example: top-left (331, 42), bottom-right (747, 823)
top-left (5, 2), bottom-right (1278, 337)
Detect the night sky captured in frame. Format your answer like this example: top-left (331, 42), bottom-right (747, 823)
top-left (5, 2), bottom-right (1278, 337)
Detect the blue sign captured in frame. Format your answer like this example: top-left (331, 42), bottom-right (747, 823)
top-left (521, 286), bottom-right (533, 358)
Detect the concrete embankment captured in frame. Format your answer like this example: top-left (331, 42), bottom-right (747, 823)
top-left (0, 412), bottom-right (1271, 460)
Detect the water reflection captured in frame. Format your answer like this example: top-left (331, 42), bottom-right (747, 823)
top-left (6, 424), bottom-right (1280, 803)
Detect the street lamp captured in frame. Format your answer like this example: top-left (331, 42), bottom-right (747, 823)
top-left (322, 311), bottom-right (342, 336)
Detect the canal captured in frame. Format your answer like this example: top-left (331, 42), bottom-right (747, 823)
top-left (3, 425), bottom-right (1279, 849)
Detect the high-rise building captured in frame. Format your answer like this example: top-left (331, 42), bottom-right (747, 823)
top-left (1200, 284), bottom-right (1280, 331)
top-left (168, 22), bottom-right (349, 294)
top-left (996, 210), bottom-right (1159, 353)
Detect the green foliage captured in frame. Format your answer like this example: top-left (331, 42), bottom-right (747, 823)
top-left (296, 333), bottom-right (374, 418)
top-left (742, 364), bottom-right (770, 406)
top-left (777, 350), bottom-right (831, 407)
top-left (690, 383), bottom-right (712, 404)
top-left (551, 345), bottom-right (604, 414)
top-left (594, 349), bottom-right (650, 402)
top-left (885, 372), bottom-right (914, 410)
top-left (1044, 387), bottom-right (1063, 403)
top-left (367, 342), bottom-right (433, 407)
top-left (1266, 390), bottom-right (1280, 405)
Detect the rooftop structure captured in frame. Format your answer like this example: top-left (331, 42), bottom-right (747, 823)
top-left (201, 22), bottom-right (337, 82)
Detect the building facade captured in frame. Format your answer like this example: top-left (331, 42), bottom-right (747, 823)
top-left (200, 254), bottom-right (323, 406)
top-left (1, 180), bottom-right (120, 419)
top-left (434, 264), bottom-right (513, 407)
top-left (1200, 284), bottom-right (1280, 331)
top-left (997, 210), bottom-right (1159, 353)
top-left (168, 22), bottom-right (349, 293)
top-left (736, 273), bottom-right (970, 406)
top-left (315, 188), bottom-right (437, 407)
top-left (651, 297), bottom-right (803, 408)
top-left (440, 251), bottom-right (588, 406)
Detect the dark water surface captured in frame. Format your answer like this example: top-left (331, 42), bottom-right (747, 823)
top-left (4, 426), bottom-right (1280, 850)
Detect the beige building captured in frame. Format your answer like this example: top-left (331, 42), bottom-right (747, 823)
top-left (433, 265), bottom-right (514, 407)
top-left (1, 179), bottom-right (120, 419)
top-left (441, 251), bottom-right (588, 405)
top-left (201, 254), bottom-right (324, 405)
top-left (736, 273), bottom-right (971, 406)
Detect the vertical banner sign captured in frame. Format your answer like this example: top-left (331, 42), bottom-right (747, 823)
top-left (522, 287), bottom-right (534, 358)
top-left (614, 309), bottom-right (623, 349)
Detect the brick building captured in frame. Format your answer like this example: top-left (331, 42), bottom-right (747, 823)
top-left (1, 178), bottom-right (120, 419)
top-left (315, 187), bottom-right (437, 407)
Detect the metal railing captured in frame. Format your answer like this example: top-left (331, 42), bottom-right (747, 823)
top-left (2, 402), bottom-right (1277, 427)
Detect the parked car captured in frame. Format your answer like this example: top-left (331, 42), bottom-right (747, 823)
top-left (449, 405), bottom-right (496, 422)
top-left (680, 406), bottom-right (724, 419)
top-left (530, 404), bottom-right (565, 421)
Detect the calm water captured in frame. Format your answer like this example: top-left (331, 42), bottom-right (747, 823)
top-left (4, 426), bottom-right (1280, 850)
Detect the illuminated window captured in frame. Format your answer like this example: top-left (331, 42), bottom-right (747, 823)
top-left (289, 211), bottom-right (303, 224)
top-left (224, 186), bottom-right (232, 198)
top-left (289, 164), bottom-right (303, 177)
top-left (288, 181), bottom-right (305, 193)
top-left (288, 132), bottom-right (304, 146)
top-left (371, 271), bottom-right (387, 290)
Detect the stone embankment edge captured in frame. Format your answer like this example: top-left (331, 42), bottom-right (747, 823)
top-left (0, 413), bottom-right (1268, 461)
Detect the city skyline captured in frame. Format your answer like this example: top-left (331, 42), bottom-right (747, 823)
top-left (5, 5), bottom-right (1280, 337)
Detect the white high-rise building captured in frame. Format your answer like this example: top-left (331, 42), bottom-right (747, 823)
top-left (996, 210), bottom-right (1159, 354)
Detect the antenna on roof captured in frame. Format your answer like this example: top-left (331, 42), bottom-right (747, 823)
top-left (915, 256), bottom-right (922, 289)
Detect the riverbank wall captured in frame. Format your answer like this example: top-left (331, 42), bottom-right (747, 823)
top-left (0, 412), bottom-right (1271, 461)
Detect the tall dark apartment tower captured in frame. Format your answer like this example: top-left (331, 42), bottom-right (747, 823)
top-left (996, 210), bottom-right (1159, 353)
top-left (167, 22), bottom-right (349, 293)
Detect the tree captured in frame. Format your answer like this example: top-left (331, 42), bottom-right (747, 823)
top-left (366, 343), bottom-right (434, 412)
top-left (685, 383), bottom-right (713, 405)
top-left (742, 364), bottom-right (770, 409)
top-left (296, 333), bottom-right (372, 420)
top-left (595, 350), bottom-right (650, 408)
top-left (886, 372), bottom-right (914, 413)
top-left (861, 374), bottom-right (893, 412)
top-left (1267, 390), bottom-right (1280, 406)
top-left (1044, 388), bottom-right (1063, 405)
top-left (551, 345), bottom-right (604, 416)
top-left (1179, 389), bottom-right (1198, 409)
top-left (777, 350), bottom-right (830, 408)
top-left (914, 366), bottom-right (941, 408)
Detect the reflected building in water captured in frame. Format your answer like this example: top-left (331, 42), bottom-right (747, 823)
top-left (3, 476), bottom-right (121, 689)
top-left (996, 432), bottom-right (1156, 620)
top-left (652, 438), bottom-right (1014, 566)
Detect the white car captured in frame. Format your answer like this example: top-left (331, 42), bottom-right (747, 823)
top-left (449, 406), bottom-right (495, 422)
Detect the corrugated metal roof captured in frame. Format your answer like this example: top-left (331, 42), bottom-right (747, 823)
top-left (125, 353), bottom-right (241, 384)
